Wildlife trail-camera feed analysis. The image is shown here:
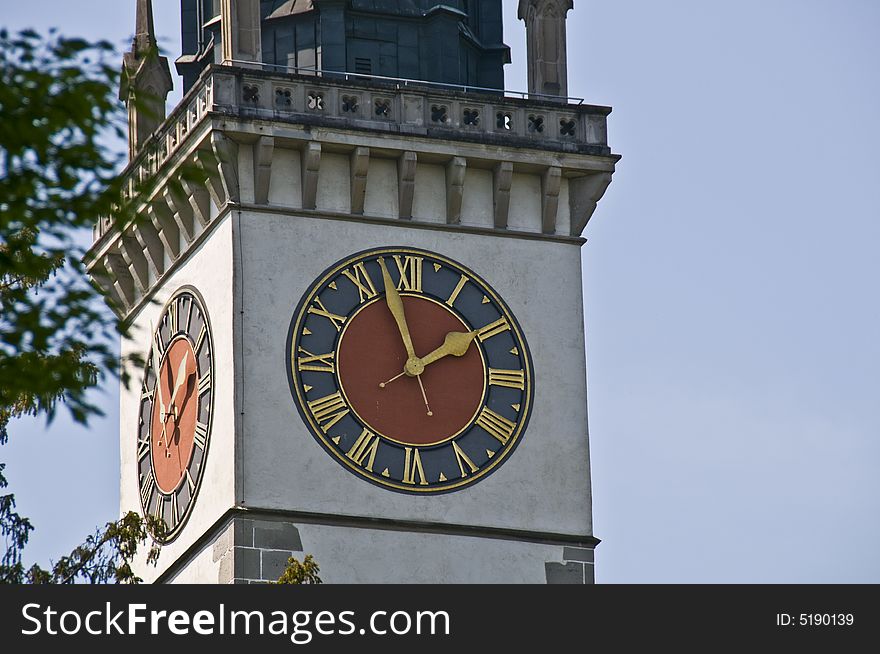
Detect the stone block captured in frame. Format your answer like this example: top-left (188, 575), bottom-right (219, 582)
top-left (262, 550), bottom-right (295, 581)
top-left (253, 521), bottom-right (303, 551)
top-left (545, 562), bottom-right (585, 585)
top-left (563, 546), bottom-right (594, 563)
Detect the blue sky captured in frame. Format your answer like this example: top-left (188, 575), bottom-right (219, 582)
top-left (3, 0), bottom-right (879, 583)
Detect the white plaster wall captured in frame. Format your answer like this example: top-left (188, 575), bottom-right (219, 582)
top-left (164, 535), bottom-right (223, 583)
top-left (507, 172), bottom-right (543, 233)
top-left (460, 168), bottom-right (494, 230)
top-left (267, 147), bottom-right (302, 207)
top-left (297, 524), bottom-right (568, 583)
top-left (363, 157), bottom-right (398, 218)
top-left (121, 215), bottom-right (237, 583)
top-left (412, 163), bottom-right (446, 224)
top-left (316, 152), bottom-right (351, 214)
top-left (237, 212), bottom-right (591, 537)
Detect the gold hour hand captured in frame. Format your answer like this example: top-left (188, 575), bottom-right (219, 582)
top-left (420, 331), bottom-right (477, 368)
top-left (377, 257), bottom-right (419, 370)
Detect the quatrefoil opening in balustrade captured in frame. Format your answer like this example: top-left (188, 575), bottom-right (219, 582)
top-left (275, 88), bottom-right (292, 108)
top-left (527, 114), bottom-right (545, 133)
top-left (463, 108), bottom-right (480, 126)
top-left (374, 98), bottom-right (391, 117)
top-left (560, 118), bottom-right (577, 137)
top-left (307, 92), bottom-right (324, 111)
top-left (496, 112), bottom-right (513, 131)
top-left (243, 85), bottom-right (260, 104)
top-left (342, 95), bottom-right (359, 113)
top-left (431, 105), bottom-right (449, 123)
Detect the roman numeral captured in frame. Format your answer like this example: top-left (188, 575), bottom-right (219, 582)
top-left (346, 428), bottom-right (380, 472)
top-left (137, 435), bottom-right (151, 462)
top-left (183, 296), bottom-right (194, 334)
top-left (308, 297), bottom-right (347, 332)
top-left (140, 472), bottom-right (155, 509)
top-left (185, 469), bottom-right (196, 493)
top-left (445, 274), bottom-right (469, 307)
top-left (168, 300), bottom-right (178, 335)
top-left (198, 372), bottom-right (212, 396)
top-left (296, 347), bottom-right (335, 374)
top-left (307, 392), bottom-right (350, 433)
top-left (488, 368), bottom-right (526, 390)
top-left (194, 421), bottom-right (209, 450)
top-left (475, 407), bottom-right (517, 445)
top-left (477, 316), bottom-right (511, 342)
top-left (452, 441), bottom-right (479, 478)
top-left (153, 495), bottom-right (165, 521)
top-left (394, 255), bottom-right (423, 293)
top-left (194, 324), bottom-right (207, 355)
top-left (402, 447), bottom-right (428, 486)
top-left (141, 388), bottom-right (155, 402)
top-left (341, 263), bottom-right (378, 303)
top-left (153, 330), bottom-right (166, 359)
top-left (170, 494), bottom-right (180, 527)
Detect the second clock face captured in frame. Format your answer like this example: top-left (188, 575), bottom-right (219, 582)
top-left (137, 287), bottom-right (214, 542)
top-left (287, 247), bottom-right (533, 494)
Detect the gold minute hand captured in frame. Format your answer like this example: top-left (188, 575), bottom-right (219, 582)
top-left (420, 331), bottom-right (477, 368)
top-left (377, 257), bottom-right (418, 362)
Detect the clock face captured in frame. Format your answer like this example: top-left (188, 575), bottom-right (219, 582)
top-left (137, 287), bottom-right (214, 542)
top-left (287, 247), bottom-right (533, 494)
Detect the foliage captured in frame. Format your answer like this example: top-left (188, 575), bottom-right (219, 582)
top-left (276, 555), bottom-right (323, 585)
top-left (0, 28), bottom-right (147, 583)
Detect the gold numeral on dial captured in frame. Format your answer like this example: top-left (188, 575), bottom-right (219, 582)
top-left (170, 494), bottom-right (179, 526)
top-left (341, 263), bottom-right (378, 303)
top-left (488, 368), bottom-right (525, 390)
top-left (137, 435), bottom-right (151, 462)
top-left (394, 255), bottom-right (424, 293)
top-left (402, 447), bottom-right (428, 486)
top-left (346, 428), bottom-right (380, 472)
top-left (194, 324), bottom-right (207, 355)
top-left (445, 274), bottom-right (469, 307)
top-left (198, 371), bottom-right (212, 396)
top-left (475, 407), bottom-right (516, 445)
top-left (168, 300), bottom-right (178, 335)
top-left (296, 347), bottom-right (335, 374)
top-left (308, 392), bottom-right (350, 433)
top-left (308, 297), bottom-right (347, 332)
top-left (194, 421), bottom-right (209, 450)
top-left (140, 472), bottom-right (155, 508)
top-left (477, 317), bottom-right (511, 342)
top-left (452, 441), bottom-right (479, 478)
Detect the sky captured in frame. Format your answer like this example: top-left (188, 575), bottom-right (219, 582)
top-left (3, 0), bottom-right (879, 583)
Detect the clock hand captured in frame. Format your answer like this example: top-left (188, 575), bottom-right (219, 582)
top-left (378, 331), bottom-right (476, 389)
top-left (150, 322), bottom-right (171, 448)
top-left (376, 257), bottom-right (423, 377)
top-left (416, 375), bottom-right (433, 417)
top-left (379, 371), bottom-right (406, 388)
top-left (169, 352), bottom-right (191, 412)
top-left (419, 330), bottom-right (477, 368)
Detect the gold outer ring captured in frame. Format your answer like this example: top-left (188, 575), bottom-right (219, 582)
top-left (289, 247), bottom-right (533, 493)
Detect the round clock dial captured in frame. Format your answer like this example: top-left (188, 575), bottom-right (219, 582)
top-left (287, 247), bottom-right (533, 494)
top-left (137, 287), bottom-right (214, 541)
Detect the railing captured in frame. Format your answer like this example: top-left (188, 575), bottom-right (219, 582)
top-left (221, 59), bottom-right (586, 105)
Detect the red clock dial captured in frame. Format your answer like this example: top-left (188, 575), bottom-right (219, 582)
top-left (137, 288), bottom-right (214, 541)
top-left (337, 295), bottom-right (486, 446)
top-left (288, 248), bottom-right (533, 494)
top-left (150, 337), bottom-right (199, 494)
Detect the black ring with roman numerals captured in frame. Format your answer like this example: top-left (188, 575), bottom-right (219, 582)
top-left (286, 247), bottom-right (534, 494)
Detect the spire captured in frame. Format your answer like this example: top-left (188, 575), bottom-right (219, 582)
top-left (133, 0), bottom-right (158, 54)
top-left (121, 0), bottom-right (174, 160)
top-left (518, 0), bottom-right (574, 98)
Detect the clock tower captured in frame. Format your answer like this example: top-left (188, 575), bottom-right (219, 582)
top-left (89, 0), bottom-right (618, 584)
